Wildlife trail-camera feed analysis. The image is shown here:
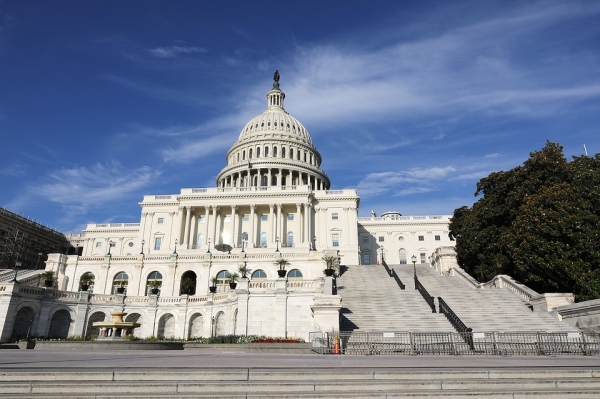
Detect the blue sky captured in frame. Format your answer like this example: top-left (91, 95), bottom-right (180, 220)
top-left (1, 1), bottom-right (599, 233)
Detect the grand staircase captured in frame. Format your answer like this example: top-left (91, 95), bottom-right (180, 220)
top-left (338, 263), bottom-right (578, 333)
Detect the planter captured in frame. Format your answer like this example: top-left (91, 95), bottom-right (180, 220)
top-left (324, 269), bottom-right (335, 276)
top-left (117, 287), bottom-right (125, 294)
top-left (151, 288), bottom-right (159, 295)
top-left (277, 270), bottom-right (287, 278)
top-left (229, 282), bottom-right (237, 289)
top-left (209, 286), bottom-right (217, 293)
top-left (80, 284), bottom-right (89, 291)
top-left (18, 340), bottom-right (36, 350)
top-left (44, 280), bottom-right (53, 288)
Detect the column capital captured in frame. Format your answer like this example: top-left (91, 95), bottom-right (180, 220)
top-left (178, 206), bottom-right (184, 211)
top-left (169, 212), bottom-right (176, 217)
top-left (185, 205), bottom-right (191, 211)
top-left (148, 212), bottom-right (155, 216)
top-left (250, 204), bottom-right (256, 211)
top-left (269, 203), bottom-right (275, 210)
top-left (296, 202), bottom-right (302, 208)
top-left (276, 203), bottom-right (282, 210)
top-left (231, 205), bottom-right (237, 211)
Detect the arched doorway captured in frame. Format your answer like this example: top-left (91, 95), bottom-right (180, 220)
top-left (157, 313), bottom-right (175, 339)
top-left (146, 271), bottom-right (163, 296)
top-left (180, 271), bottom-right (197, 295)
top-left (85, 312), bottom-right (106, 338)
top-left (215, 270), bottom-right (230, 293)
top-left (48, 309), bottom-right (71, 338)
top-left (214, 311), bottom-right (226, 336)
top-left (125, 313), bottom-right (142, 337)
top-left (188, 313), bottom-right (203, 339)
top-left (11, 306), bottom-right (35, 340)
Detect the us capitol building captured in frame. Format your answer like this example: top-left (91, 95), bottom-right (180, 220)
top-left (0, 73), bottom-right (455, 342)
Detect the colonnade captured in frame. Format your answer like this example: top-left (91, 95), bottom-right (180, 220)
top-left (218, 168), bottom-right (328, 191)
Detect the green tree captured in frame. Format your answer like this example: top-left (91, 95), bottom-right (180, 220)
top-left (449, 141), bottom-right (600, 301)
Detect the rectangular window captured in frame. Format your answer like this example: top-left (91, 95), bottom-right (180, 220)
top-left (154, 237), bottom-right (162, 250)
top-left (418, 235), bottom-right (424, 241)
top-left (420, 253), bottom-right (426, 264)
top-left (242, 214), bottom-right (249, 222)
top-left (157, 218), bottom-right (164, 224)
top-left (332, 213), bottom-right (339, 220)
top-left (363, 253), bottom-right (371, 265)
top-left (224, 215), bottom-right (231, 222)
top-left (287, 214), bottom-right (294, 221)
top-left (332, 233), bottom-right (339, 247)
top-left (261, 215), bottom-right (268, 221)
top-left (435, 235), bottom-right (441, 241)
top-left (95, 242), bottom-right (102, 248)
top-left (362, 236), bottom-right (369, 243)
top-left (199, 216), bottom-right (206, 223)
top-left (378, 236), bottom-right (384, 242)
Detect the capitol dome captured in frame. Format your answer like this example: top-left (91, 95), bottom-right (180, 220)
top-left (216, 71), bottom-right (330, 190)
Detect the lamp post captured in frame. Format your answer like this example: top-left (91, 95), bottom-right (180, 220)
top-left (380, 246), bottom-right (384, 264)
top-left (107, 241), bottom-right (114, 256)
top-left (12, 260), bottom-right (21, 282)
top-left (173, 239), bottom-right (178, 255)
top-left (412, 255), bottom-right (417, 290)
top-left (241, 239), bottom-right (245, 253)
top-left (275, 237), bottom-right (280, 252)
top-left (35, 252), bottom-right (43, 270)
top-left (313, 236), bottom-right (317, 251)
top-left (140, 239), bottom-right (145, 256)
top-left (206, 238), bottom-right (211, 254)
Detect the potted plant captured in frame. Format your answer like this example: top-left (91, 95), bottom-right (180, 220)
top-left (115, 279), bottom-right (127, 294)
top-left (322, 255), bottom-right (339, 277)
top-left (79, 272), bottom-right (94, 291)
top-left (209, 276), bottom-right (219, 293)
top-left (180, 277), bottom-right (195, 295)
top-left (149, 279), bottom-right (161, 295)
top-left (238, 263), bottom-right (251, 279)
top-left (274, 257), bottom-right (290, 278)
top-left (229, 272), bottom-right (239, 289)
top-left (40, 271), bottom-right (55, 288)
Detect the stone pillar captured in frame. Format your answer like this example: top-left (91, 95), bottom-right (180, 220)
top-left (304, 203), bottom-right (310, 247)
top-left (204, 207), bottom-right (210, 247)
top-left (311, 294), bottom-right (342, 333)
top-left (269, 203), bottom-right (275, 244)
top-left (236, 278), bottom-right (250, 335)
top-left (296, 203), bottom-right (303, 244)
top-left (72, 293), bottom-right (91, 337)
top-left (140, 212), bottom-right (148, 252)
top-left (276, 203), bottom-right (283, 244)
top-left (230, 205), bottom-right (236, 246)
top-left (189, 212), bottom-right (196, 248)
top-left (249, 205), bottom-right (255, 248)
top-left (211, 206), bottom-right (218, 244)
top-left (267, 169), bottom-right (272, 186)
top-left (183, 206), bottom-right (192, 248)
top-left (175, 208), bottom-right (184, 245)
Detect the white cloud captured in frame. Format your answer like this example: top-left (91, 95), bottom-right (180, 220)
top-left (148, 45), bottom-right (206, 58)
top-left (484, 153), bottom-right (501, 159)
top-left (357, 166), bottom-right (456, 198)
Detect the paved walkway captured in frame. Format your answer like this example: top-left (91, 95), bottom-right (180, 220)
top-left (2, 350), bottom-right (600, 370)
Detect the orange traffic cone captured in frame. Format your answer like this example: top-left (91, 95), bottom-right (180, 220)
top-left (333, 336), bottom-right (341, 355)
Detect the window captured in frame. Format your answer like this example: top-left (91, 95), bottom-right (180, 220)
top-left (197, 234), bottom-right (204, 248)
top-left (332, 233), bottom-right (339, 247)
top-left (237, 153), bottom-right (240, 162)
top-left (362, 236), bottom-right (369, 243)
top-left (112, 272), bottom-right (129, 295)
top-left (154, 237), bottom-right (162, 250)
top-left (304, 152), bottom-right (307, 162)
top-left (242, 150), bottom-right (246, 160)
top-left (264, 146), bottom-right (269, 157)
top-left (273, 146), bottom-right (277, 157)
top-left (260, 232), bottom-right (267, 247)
top-left (420, 253), bottom-right (426, 264)
top-left (282, 147), bottom-right (286, 158)
top-left (146, 271), bottom-right (163, 296)
top-left (249, 149), bottom-right (253, 158)
top-left (157, 218), bottom-right (164, 224)
top-left (261, 215), bottom-right (268, 221)
top-left (289, 148), bottom-right (294, 159)
top-left (252, 270), bottom-right (267, 279)
top-left (363, 253), bottom-right (371, 265)
top-left (297, 151), bottom-right (300, 160)
top-left (332, 213), bottom-right (339, 220)
top-left (288, 269), bottom-right (303, 278)
top-left (242, 214), bottom-right (249, 222)
top-left (256, 147), bottom-right (260, 157)
top-left (96, 242), bottom-right (102, 248)
top-left (287, 214), bottom-right (294, 221)
top-left (199, 216), bottom-right (206, 223)
top-left (287, 231), bottom-right (294, 246)
top-left (224, 215), bottom-right (231, 222)
top-left (399, 249), bottom-right (407, 264)
top-left (261, 175), bottom-right (268, 186)
top-left (418, 236), bottom-right (424, 241)
top-left (435, 235), bottom-right (441, 241)
top-left (398, 236), bottom-right (404, 241)
top-left (216, 270), bottom-right (231, 293)
top-left (378, 236), bottom-right (384, 242)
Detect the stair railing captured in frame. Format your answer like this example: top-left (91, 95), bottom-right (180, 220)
top-left (382, 260), bottom-right (405, 290)
top-left (415, 276), bottom-right (436, 313)
top-left (438, 296), bottom-right (474, 350)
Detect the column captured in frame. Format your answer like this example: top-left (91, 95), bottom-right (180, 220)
top-left (183, 206), bottom-right (192, 248)
top-left (269, 204), bottom-right (275, 244)
top-left (190, 212), bottom-right (197, 247)
top-left (140, 212), bottom-right (148, 251)
top-left (304, 203), bottom-right (311, 248)
top-left (277, 168), bottom-right (281, 186)
top-left (175, 207), bottom-right (184, 244)
top-left (204, 207), bottom-right (210, 246)
top-left (267, 169), bottom-right (272, 186)
top-left (249, 204), bottom-right (255, 248)
top-left (344, 207), bottom-right (350, 247)
top-left (230, 205), bottom-right (236, 247)
top-left (212, 206), bottom-right (218, 244)
top-left (276, 203), bottom-right (282, 244)
top-left (296, 203), bottom-right (303, 244)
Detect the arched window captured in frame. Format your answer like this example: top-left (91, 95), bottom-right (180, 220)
top-left (242, 150), bottom-right (246, 160)
top-left (79, 272), bottom-right (95, 292)
top-left (281, 147), bottom-right (286, 158)
top-left (180, 271), bottom-right (197, 295)
top-left (304, 151), bottom-right (307, 162)
top-left (260, 232), bottom-right (267, 247)
top-left (399, 249), bottom-right (407, 265)
top-left (251, 270), bottom-right (267, 279)
top-left (273, 146), bottom-right (278, 157)
top-left (249, 149), bottom-right (253, 159)
top-left (242, 232), bottom-right (248, 241)
top-left (287, 231), bottom-right (294, 247)
top-left (271, 175), bottom-right (277, 186)
top-left (288, 269), bottom-right (303, 278)
top-left (197, 233), bottom-right (204, 248)
top-left (264, 146), bottom-right (269, 157)
top-left (297, 150), bottom-right (301, 161)
top-left (256, 147), bottom-right (261, 157)
top-left (237, 153), bottom-right (240, 162)
top-left (146, 271), bottom-right (163, 296)
top-left (289, 148), bottom-right (294, 159)
top-left (261, 175), bottom-right (268, 186)
top-left (112, 272), bottom-right (129, 295)
top-left (216, 270), bottom-right (230, 293)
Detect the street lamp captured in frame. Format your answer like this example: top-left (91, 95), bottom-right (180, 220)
top-left (412, 255), bottom-right (417, 290)
top-left (380, 246), bottom-right (384, 264)
top-left (107, 241), bottom-right (114, 256)
top-left (241, 239), bottom-right (247, 253)
top-left (140, 239), bottom-right (145, 255)
top-left (12, 260), bottom-right (21, 282)
top-left (173, 239), bottom-right (178, 255)
top-left (35, 252), bottom-right (43, 270)
top-left (313, 236), bottom-right (317, 251)
top-left (275, 237), bottom-right (280, 252)
top-left (206, 238), bottom-right (211, 254)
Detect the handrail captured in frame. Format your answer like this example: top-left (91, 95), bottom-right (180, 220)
top-left (381, 260), bottom-right (392, 276)
top-left (451, 267), bottom-right (479, 289)
top-left (438, 297), bottom-right (474, 350)
top-left (390, 269), bottom-right (406, 290)
top-left (415, 276), bottom-right (436, 313)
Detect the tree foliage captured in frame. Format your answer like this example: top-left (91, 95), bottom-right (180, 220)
top-left (449, 141), bottom-right (600, 301)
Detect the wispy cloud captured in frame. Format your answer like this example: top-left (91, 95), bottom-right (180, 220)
top-left (357, 166), bottom-right (456, 198)
top-left (148, 45), bottom-right (206, 58)
top-left (0, 161), bottom-right (27, 177)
